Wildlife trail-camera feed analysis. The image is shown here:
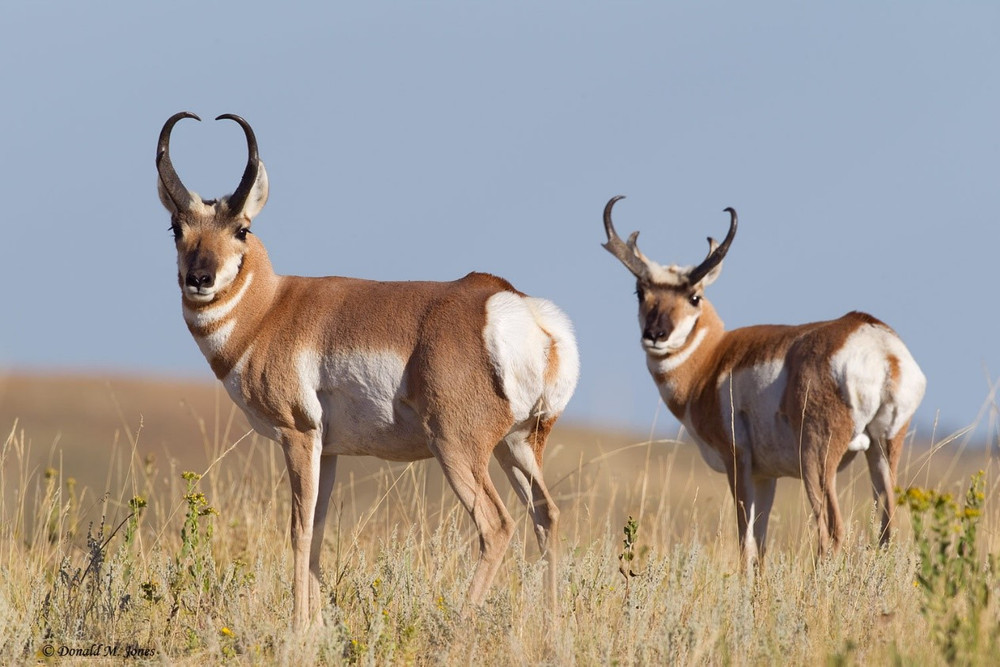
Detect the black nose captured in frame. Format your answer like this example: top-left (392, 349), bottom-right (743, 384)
top-left (643, 310), bottom-right (668, 342)
top-left (186, 270), bottom-right (214, 289)
top-left (643, 326), bottom-right (667, 342)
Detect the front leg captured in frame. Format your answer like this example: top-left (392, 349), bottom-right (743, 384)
top-left (724, 448), bottom-right (760, 572)
top-left (280, 429), bottom-right (322, 632)
top-left (750, 477), bottom-right (777, 566)
top-left (309, 454), bottom-right (338, 624)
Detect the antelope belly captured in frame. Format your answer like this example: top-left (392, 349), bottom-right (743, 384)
top-left (300, 350), bottom-right (429, 459)
top-left (717, 361), bottom-right (801, 478)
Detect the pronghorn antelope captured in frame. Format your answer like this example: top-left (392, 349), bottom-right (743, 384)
top-left (155, 112), bottom-right (579, 629)
top-left (601, 196), bottom-right (925, 570)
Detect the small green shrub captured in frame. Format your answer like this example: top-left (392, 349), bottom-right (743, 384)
top-left (619, 515), bottom-right (641, 600)
top-left (899, 471), bottom-right (999, 664)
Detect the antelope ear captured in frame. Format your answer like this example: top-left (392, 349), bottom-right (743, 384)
top-left (157, 177), bottom-right (197, 215)
top-left (157, 177), bottom-right (178, 214)
top-left (158, 177), bottom-right (206, 217)
top-left (695, 237), bottom-right (724, 287)
top-left (231, 160), bottom-right (268, 221)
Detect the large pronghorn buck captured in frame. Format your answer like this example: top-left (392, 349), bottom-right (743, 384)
top-left (601, 196), bottom-right (925, 569)
top-left (155, 112), bottom-right (579, 630)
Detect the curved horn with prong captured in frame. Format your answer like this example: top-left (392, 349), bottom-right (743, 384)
top-left (686, 207), bottom-right (738, 286)
top-left (155, 112), bottom-right (581, 630)
top-left (215, 114), bottom-right (260, 216)
top-left (156, 111), bottom-right (201, 211)
top-left (602, 195), bottom-right (655, 281)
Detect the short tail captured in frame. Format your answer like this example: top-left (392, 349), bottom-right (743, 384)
top-left (483, 291), bottom-right (580, 424)
top-left (866, 336), bottom-right (926, 443)
top-left (525, 297), bottom-right (580, 417)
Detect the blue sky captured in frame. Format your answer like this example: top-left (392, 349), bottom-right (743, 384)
top-left (1, 3), bottom-right (997, 439)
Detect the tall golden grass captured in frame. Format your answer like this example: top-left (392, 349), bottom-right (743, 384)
top-left (0, 373), bottom-right (997, 664)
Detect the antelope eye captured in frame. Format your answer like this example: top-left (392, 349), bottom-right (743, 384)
top-left (688, 294), bottom-right (702, 307)
top-left (169, 223), bottom-right (181, 241)
top-left (235, 227), bottom-right (251, 241)
top-left (635, 286), bottom-right (645, 301)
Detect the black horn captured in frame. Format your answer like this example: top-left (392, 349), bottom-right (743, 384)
top-left (216, 114), bottom-right (260, 216)
top-left (687, 207), bottom-right (738, 286)
top-left (602, 195), bottom-right (653, 281)
top-left (156, 111), bottom-right (201, 211)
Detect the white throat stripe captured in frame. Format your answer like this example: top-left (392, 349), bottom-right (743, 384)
top-left (185, 272), bottom-right (254, 326)
top-left (656, 326), bottom-right (707, 373)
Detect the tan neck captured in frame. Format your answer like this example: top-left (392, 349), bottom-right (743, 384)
top-left (647, 301), bottom-right (726, 417)
top-left (183, 235), bottom-right (282, 378)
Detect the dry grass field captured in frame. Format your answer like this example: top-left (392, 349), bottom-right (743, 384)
top-left (1, 372), bottom-right (997, 665)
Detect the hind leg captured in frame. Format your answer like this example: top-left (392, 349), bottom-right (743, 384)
top-left (494, 417), bottom-right (560, 601)
top-left (431, 436), bottom-right (515, 607)
top-left (866, 420), bottom-right (907, 546)
top-left (800, 434), bottom-right (851, 558)
top-left (789, 399), bottom-right (853, 558)
top-left (824, 462), bottom-right (845, 552)
top-left (800, 450), bottom-right (832, 557)
top-left (802, 459), bottom-right (844, 556)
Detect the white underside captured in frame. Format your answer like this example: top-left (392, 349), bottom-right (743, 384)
top-left (658, 322), bottom-right (925, 479)
top-left (713, 360), bottom-right (800, 477)
top-left (298, 349), bottom-right (427, 458)
top-left (218, 290), bottom-right (579, 458)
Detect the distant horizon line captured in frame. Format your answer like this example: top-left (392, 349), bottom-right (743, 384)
top-left (1, 363), bottom-right (986, 449)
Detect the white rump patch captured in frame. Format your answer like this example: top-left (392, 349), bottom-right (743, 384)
top-left (523, 296), bottom-right (580, 413)
top-left (484, 292), bottom-right (579, 423)
top-left (830, 324), bottom-right (926, 443)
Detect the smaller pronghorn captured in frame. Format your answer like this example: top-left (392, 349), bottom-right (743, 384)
top-left (156, 112), bottom-right (579, 630)
top-left (601, 196), bottom-right (925, 569)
